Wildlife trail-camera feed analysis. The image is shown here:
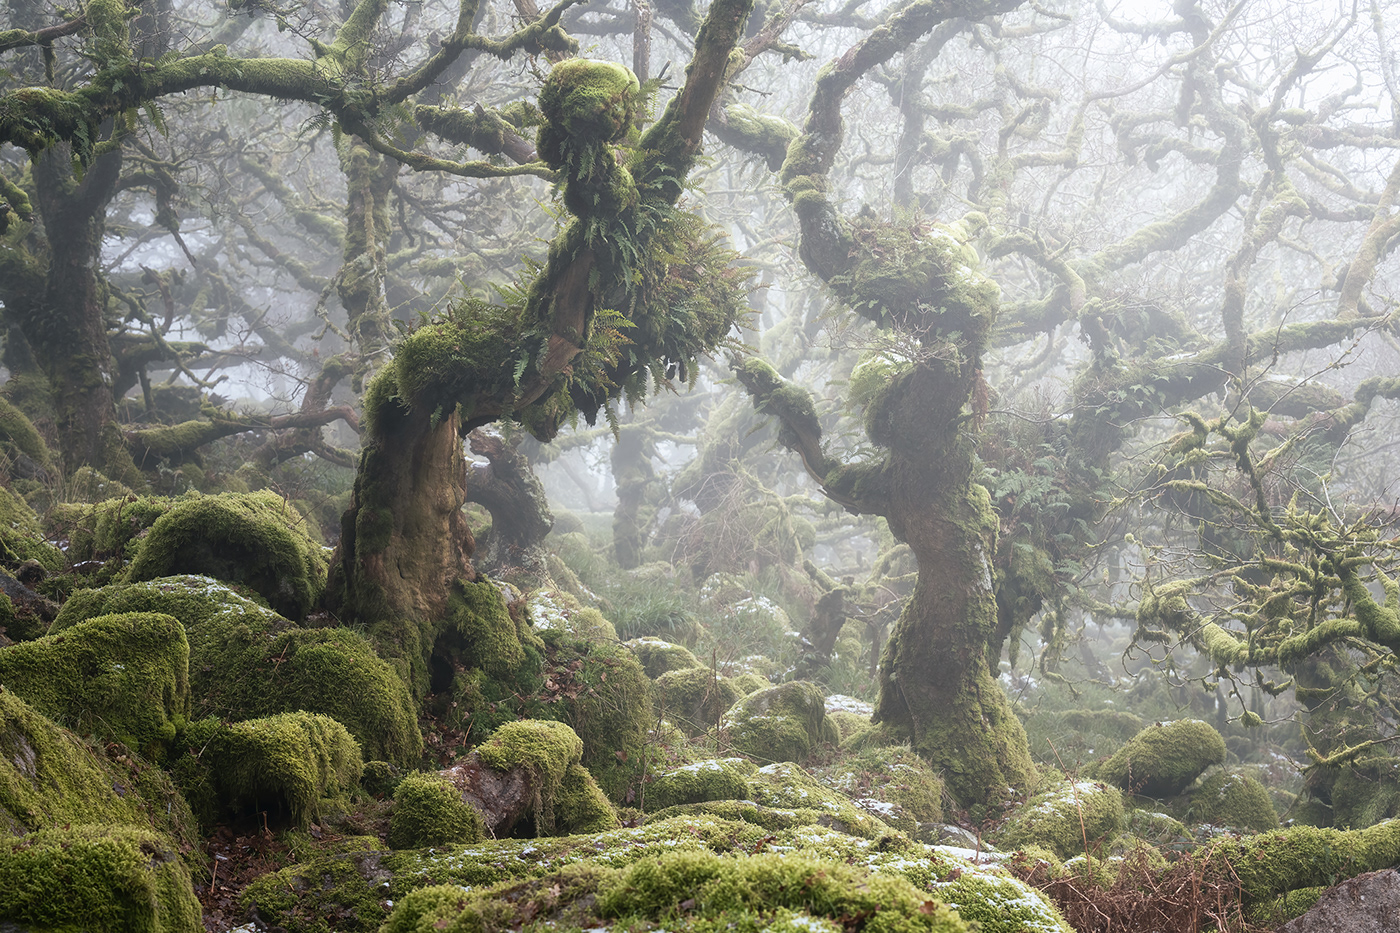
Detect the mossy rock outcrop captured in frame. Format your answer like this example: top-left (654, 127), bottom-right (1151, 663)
top-left (467, 719), bottom-right (619, 836)
top-left (47, 494), bottom-right (175, 565)
top-left (747, 762), bottom-right (888, 840)
top-left (0, 484), bottom-right (63, 573)
top-left (388, 771), bottom-right (486, 849)
top-left (0, 825), bottom-right (202, 933)
top-left (174, 712), bottom-right (363, 829)
top-left (0, 689), bottom-right (197, 847)
top-left (126, 491), bottom-right (327, 619)
top-left (0, 611), bottom-right (189, 761)
top-left (722, 680), bottom-right (836, 763)
top-left (997, 780), bottom-right (1125, 860)
top-left (645, 758), bottom-right (753, 812)
top-left (655, 667), bottom-right (742, 736)
top-left (812, 745), bottom-right (944, 831)
top-left (54, 576), bottom-right (421, 765)
top-left (625, 636), bottom-right (701, 678)
top-left (1183, 767), bottom-right (1279, 831)
top-left (1097, 719), bottom-right (1226, 798)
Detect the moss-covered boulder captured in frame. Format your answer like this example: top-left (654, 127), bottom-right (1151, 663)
top-left (198, 712), bottom-right (364, 829)
top-left (0, 484), bottom-right (63, 573)
top-left (0, 825), bottom-right (201, 933)
top-left (47, 494), bottom-right (175, 565)
top-left (556, 762), bottom-right (620, 834)
top-left (1206, 820), bottom-right (1400, 903)
top-left (54, 576), bottom-right (421, 765)
top-left (813, 745), bottom-right (944, 831)
top-left (747, 761), bottom-right (889, 840)
top-left (0, 690), bottom-right (197, 847)
top-left (472, 719), bottom-right (618, 836)
top-left (0, 611), bottom-right (189, 760)
top-left (127, 491), bottom-right (328, 619)
top-left (1184, 767), bottom-right (1279, 831)
top-left (626, 636), bottom-right (701, 678)
top-left (655, 667), bottom-right (742, 737)
top-left (527, 589), bottom-right (618, 641)
top-left (646, 758), bottom-right (753, 812)
top-left (388, 771), bottom-right (485, 849)
top-left (997, 780), bottom-right (1125, 860)
top-left (730, 671), bottom-right (770, 695)
top-left (1098, 719), bottom-right (1226, 798)
top-left (722, 680), bottom-right (835, 763)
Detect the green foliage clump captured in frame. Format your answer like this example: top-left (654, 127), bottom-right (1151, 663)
top-left (127, 491), bottom-right (328, 619)
top-left (0, 611), bottom-right (189, 760)
top-left (626, 636), bottom-right (701, 678)
top-left (646, 759), bottom-right (753, 812)
top-left (214, 712), bottom-right (364, 828)
top-left (388, 771), bottom-right (485, 849)
top-left (813, 745), bottom-right (944, 830)
top-left (0, 483), bottom-right (62, 572)
top-left (1098, 719), bottom-right (1226, 798)
top-left (655, 667), bottom-right (741, 737)
top-left (54, 575), bottom-right (421, 765)
top-left (47, 494), bottom-right (174, 565)
top-left (722, 681), bottom-right (835, 764)
top-left (0, 825), bottom-right (201, 933)
top-left (997, 780), bottom-right (1125, 860)
top-left (1184, 768), bottom-right (1279, 831)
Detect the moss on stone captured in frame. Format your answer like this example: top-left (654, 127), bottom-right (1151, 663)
top-left (127, 491), bottom-right (328, 620)
top-left (646, 758), bottom-right (752, 812)
top-left (1122, 807), bottom-right (1188, 846)
top-left (0, 397), bottom-right (52, 473)
top-left (0, 825), bottom-right (201, 933)
top-left (1330, 755), bottom-right (1400, 829)
top-left (0, 483), bottom-right (63, 572)
top-left (0, 611), bottom-right (189, 760)
top-left (813, 745), bottom-right (944, 831)
top-left (47, 494), bottom-right (174, 565)
top-left (747, 762), bottom-right (890, 840)
top-left (730, 671), bottom-right (770, 695)
top-left (997, 780), bottom-right (1125, 860)
top-left (1098, 719), bottom-right (1226, 798)
top-left (388, 771), bottom-right (485, 849)
top-left (1184, 767), bottom-right (1279, 832)
top-left (1204, 820), bottom-right (1400, 902)
top-left (53, 575), bottom-right (421, 765)
top-left (655, 667), bottom-right (742, 737)
top-left (626, 636), bottom-right (702, 678)
top-left (555, 762), bottom-right (620, 834)
top-left (723, 680), bottom-right (833, 764)
top-left (215, 711), bottom-right (364, 828)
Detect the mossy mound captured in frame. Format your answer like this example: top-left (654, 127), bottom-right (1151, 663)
top-left (997, 780), bottom-right (1125, 860)
top-left (655, 667), bottom-right (742, 737)
top-left (813, 745), bottom-right (944, 831)
top-left (1330, 755), bottom-right (1400, 829)
top-left (0, 484), bottom-right (63, 572)
top-left (646, 758), bottom-right (753, 811)
top-left (1184, 768), bottom-right (1279, 831)
top-left (47, 494), bottom-right (175, 565)
top-left (0, 825), bottom-right (201, 933)
top-left (0, 611), bottom-right (189, 760)
top-left (126, 491), bottom-right (328, 619)
top-left (730, 671), bottom-right (770, 695)
top-left (201, 712), bottom-right (364, 829)
top-left (626, 636), bottom-right (702, 678)
top-left (0, 690), bottom-right (197, 847)
top-left (1122, 807), bottom-right (1189, 846)
top-left (54, 575), bottom-right (421, 765)
top-left (0, 397), bottom-right (54, 476)
top-left (476, 719), bottom-right (618, 835)
top-left (555, 762), bottom-right (620, 834)
top-left (1206, 820), bottom-right (1400, 903)
top-left (1098, 719), bottom-right (1226, 798)
top-left (388, 771), bottom-right (485, 849)
top-left (722, 680), bottom-right (835, 763)
top-left (527, 589), bottom-right (617, 640)
top-left (747, 762), bottom-right (889, 840)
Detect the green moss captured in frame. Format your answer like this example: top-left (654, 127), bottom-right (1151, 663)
top-left (730, 672), bottom-right (770, 695)
top-left (1331, 755), bottom-right (1400, 828)
top-left (0, 396), bottom-right (52, 471)
top-left (1122, 808), bottom-right (1188, 846)
top-left (747, 762), bottom-right (890, 840)
top-left (626, 636), bottom-right (702, 678)
top-left (477, 719), bottom-right (582, 789)
top-left (1098, 719), bottom-right (1226, 798)
top-left (53, 575), bottom-right (421, 765)
top-left (47, 494), bottom-right (174, 565)
top-left (555, 762), bottom-right (620, 834)
top-left (0, 825), bottom-right (201, 933)
top-left (646, 758), bottom-right (753, 812)
top-left (0, 483), bottom-right (62, 572)
top-left (813, 746), bottom-right (944, 830)
top-left (829, 709), bottom-right (871, 742)
top-left (997, 780), bottom-right (1125, 860)
top-left (126, 491), bottom-right (328, 619)
top-left (388, 771), bottom-right (485, 849)
top-left (214, 711), bottom-right (364, 829)
top-left (655, 667), bottom-right (742, 737)
top-left (722, 681), bottom-right (831, 764)
top-left (1184, 768), bottom-right (1279, 831)
top-left (0, 611), bottom-right (189, 760)
top-left (443, 579), bottom-right (536, 682)
top-left (1205, 820), bottom-right (1400, 902)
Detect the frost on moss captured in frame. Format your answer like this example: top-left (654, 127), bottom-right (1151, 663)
top-left (388, 771), bottom-right (485, 849)
top-left (813, 745), bottom-right (944, 832)
top-left (1097, 719), bottom-right (1225, 798)
top-left (1184, 767), bottom-right (1279, 832)
top-left (126, 491), bottom-right (328, 620)
top-left (626, 636), bottom-right (702, 678)
top-left (212, 711), bottom-right (364, 829)
top-left (748, 762), bottom-right (890, 840)
top-left (0, 825), bottom-right (201, 933)
top-left (655, 667), bottom-right (742, 737)
top-left (0, 483), bottom-right (62, 572)
top-left (53, 575), bottom-right (421, 765)
top-left (0, 611), bottom-right (189, 761)
top-left (997, 780), bottom-right (1125, 860)
top-left (0, 690), bottom-right (197, 848)
top-left (723, 680), bottom-right (836, 763)
top-left (646, 758), bottom-right (752, 812)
